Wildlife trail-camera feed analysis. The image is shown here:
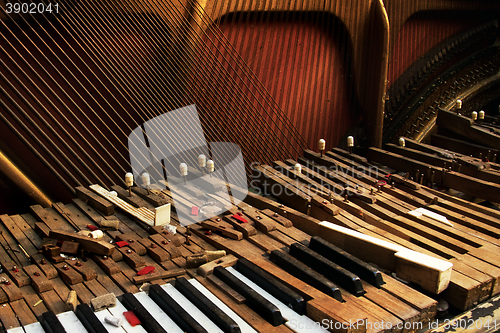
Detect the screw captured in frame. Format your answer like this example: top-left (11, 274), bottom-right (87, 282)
top-left (150, 243), bottom-right (156, 249)
top-left (63, 265), bottom-right (69, 270)
top-left (76, 261), bottom-right (82, 267)
top-left (34, 272), bottom-right (40, 277)
top-left (40, 259), bottom-right (47, 265)
top-left (126, 249), bottom-right (132, 254)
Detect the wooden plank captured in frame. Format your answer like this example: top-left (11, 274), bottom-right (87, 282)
top-left (92, 254), bottom-right (121, 275)
top-left (23, 265), bottom-right (53, 293)
top-left (65, 260), bottom-right (97, 281)
top-left (20, 285), bottom-right (48, 318)
top-left (437, 109), bottom-right (500, 148)
top-left (0, 302), bottom-right (19, 330)
top-left (39, 289), bottom-right (66, 314)
top-left (0, 273), bottom-right (23, 301)
top-left (53, 262), bottom-right (83, 285)
top-left (10, 298), bottom-right (38, 326)
top-left (31, 253), bottom-right (58, 279)
top-left (29, 205), bottom-right (74, 232)
top-left (49, 230), bottom-right (115, 256)
top-left (70, 282), bottom-right (94, 304)
top-left (75, 186), bottom-right (115, 216)
top-left (431, 133), bottom-right (499, 161)
top-left (109, 271), bottom-right (139, 294)
top-left (0, 244), bottom-right (30, 286)
top-left (116, 247), bottom-right (146, 269)
top-left (0, 219), bottom-right (31, 268)
top-left (9, 215), bottom-right (42, 252)
top-left (84, 278), bottom-right (111, 298)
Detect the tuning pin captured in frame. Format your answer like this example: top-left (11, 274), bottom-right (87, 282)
top-left (318, 139), bottom-right (326, 157)
top-left (294, 163), bottom-right (302, 174)
top-left (398, 137), bottom-right (405, 147)
top-left (207, 160), bottom-right (214, 177)
top-left (180, 163), bottom-right (188, 183)
top-left (141, 172), bottom-right (150, 194)
top-left (198, 154), bottom-right (206, 174)
top-left (479, 110), bottom-right (485, 124)
top-left (471, 111), bottom-right (478, 121)
top-left (456, 100), bottom-right (462, 110)
top-left (125, 172), bottom-right (134, 196)
top-left (347, 136), bottom-right (354, 154)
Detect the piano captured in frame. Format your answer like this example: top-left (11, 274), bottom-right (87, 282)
top-left (1, 0), bottom-right (500, 332)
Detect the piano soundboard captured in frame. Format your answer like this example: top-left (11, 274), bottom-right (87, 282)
top-left (0, 141), bottom-right (499, 333)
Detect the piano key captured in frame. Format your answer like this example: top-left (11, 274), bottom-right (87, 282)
top-left (148, 284), bottom-right (208, 333)
top-left (174, 277), bottom-right (241, 333)
top-left (121, 292), bottom-right (169, 333)
top-left (57, 311), bottom-right (88, 332)
top-left (21, 322), bottom-right (45, 333)
top-left (308, 236), bottom-right (385, 287)
top-left (106, 299), bottom-right (148, 333)
top-left (213, 266), bottom-right (286, 326)
top-left (269, 250), bottom-right (344, 302)
top-left (94, 310), bottom-right (127, 333)
top-left (160, 283), bottom-right (223, 332)
top-left (289, 242), bottom-right (366, 296)
top-left (39, 311), bottom-right (66, 333)
top-left (75, 303), bottom-right (109, 333)
top-left (6, 328), bottom-right (25, 333)
top-left (226, 267), bottom-right (329, 333)
top-left (234, 258), bottom-right (306, 315)
top-left (188, 279), bottom-right (258, 333)
top-left (131, 291), bottom-right (184, 333)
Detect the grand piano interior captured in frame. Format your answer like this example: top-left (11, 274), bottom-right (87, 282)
top-left (1, 0), bottom-right (500, 332)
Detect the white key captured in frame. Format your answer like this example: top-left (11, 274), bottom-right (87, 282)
top-left (94, 309), bottom-right (127, 333)
top-left (189, 279), bottom-right (258, 333)
top-left (56, 311), bottom-right (88, 332)
top-left (133, 291), bottom-right (183, 333)
top-left (6, 327), bottom-right (24, 333)
top-left (107, 299), bottom-right (148, 333)
top-left (161, 283), bottom-right (223, 332)
top-left (226, 267), bottom-right (329, 333)
top-left (23, 322), bottom-right (45, 333)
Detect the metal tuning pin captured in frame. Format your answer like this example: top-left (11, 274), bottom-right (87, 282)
top-left (399, 137), bottom-right (405, 147)
top-left (198, 154), bottom-right (206, 175)
top-left (141, 172), bottom-right (151, 194)
top-left (471, 111), bottom-right (478, 121)
top-left (318, 139), bottom-right (326, 157)
top-left (456, 99), bottom-right (462, 110)
top-left (207, 159), bottom-right (214, 177)
top-left (179, 163), bottom-right (188, 184)
top-left (347, 136), bottom-right (354, 154)
top-left (125, 172), bottom-right (134, 196)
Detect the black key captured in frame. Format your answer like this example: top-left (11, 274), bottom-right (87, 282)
top-left (149, 284), bottom-right (207, 333)
top-left (269, 249), bottom-right (344, 302)
top-left (290, 242), bottom-right (365, 296)
top-left (235, 258), bottom-right (306, 315)
top-left (213, 266), bottom-right (286, 326)
top-left (175, 277), bottom-right (240, 333)
top-left (39, 311), bottom-right (66, 333)
top-left (75, 303), bottom-right (109, 333)
top-left (121, 292), bottom-right (167, 333)
top-left (309, 236), bottom-right (385, 287)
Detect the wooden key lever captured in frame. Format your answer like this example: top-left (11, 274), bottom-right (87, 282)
top-left (49, 230), bottom-right (115, 256)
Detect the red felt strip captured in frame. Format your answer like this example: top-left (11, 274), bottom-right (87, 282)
top-left (231, 214), bottom-right (248, 223)
top-left (191, 206), bottom-right (199, 216)
top-left (87, 225), bottom-right (99, 231)
top-left (115, 241), bottom-right (129, 248)
top-left (123, 311), bottom-right (141, 326)
top-left (137, 266), bottom-right (155, 276)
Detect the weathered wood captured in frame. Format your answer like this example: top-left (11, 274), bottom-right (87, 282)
top-left (131, 268), bottom-right (186, 284)
top-left (54, 262), bottom-right (83, 285)
top-left (23, 265), bottom-right (53, 293)
top-left (10, 298), bottom-right (38, 326)
top-left (75, 186), bottom-right (115, 216)
top-left (0, 273), bottom-right (23, 301)
top-left (49, 230), bottom-right (115, 256)
top-left (437, 109), bottom-right (500, 148)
